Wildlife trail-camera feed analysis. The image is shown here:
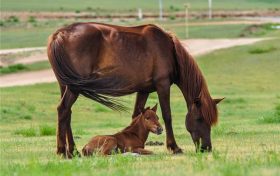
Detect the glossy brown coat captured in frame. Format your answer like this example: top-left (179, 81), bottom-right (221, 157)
top-left (82, 105), bottom-right (162, 156)
top-left (47, 22), bottom-right (223, 158)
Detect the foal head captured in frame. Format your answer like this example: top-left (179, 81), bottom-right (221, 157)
top-left (140, 104), bottom-right (163, 135)
top-left (186, 97), bottom-right (224, 152)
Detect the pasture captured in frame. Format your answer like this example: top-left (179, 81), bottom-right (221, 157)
top-left (0, 19), bottom-right (257, 49)
top-left (1, 38), bottom-right (279, 176)
top-left (1, 0), bottom-right (278, 12)
top-left (1, 18), bottom-right (280, 49)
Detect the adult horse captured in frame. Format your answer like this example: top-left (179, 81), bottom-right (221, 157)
top-left (47, 22), bottom-right (224, 158)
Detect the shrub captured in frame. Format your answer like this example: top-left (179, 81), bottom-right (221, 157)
top-left (28, 16), bottom-right (37, 23)
top-left (6, 16), bottom-right (19, 23)
top-left (169, 15), bottom-right (176, 20)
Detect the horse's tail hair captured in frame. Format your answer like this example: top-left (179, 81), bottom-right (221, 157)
top-left (47, 32), bottom-right (130, 111)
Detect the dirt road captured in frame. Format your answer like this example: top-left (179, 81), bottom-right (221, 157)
top-left (0, 38), bottom-right (266, 88)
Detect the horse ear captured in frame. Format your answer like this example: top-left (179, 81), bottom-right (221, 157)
top-left (151, 103), bottom-right (158, 112)
top-left (213, 97), bottom-right (225, 104)
top-left (194, 97), bottom-right (201, 107)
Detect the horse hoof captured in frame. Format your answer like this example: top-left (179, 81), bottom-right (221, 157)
top-left (173, 148), bottom-right (183, 154)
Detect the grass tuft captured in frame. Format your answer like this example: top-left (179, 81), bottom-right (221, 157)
top-left (258, 104), bottom-right (280, 124)
top-left (14, 127), bottom-right (37, 137)
top-left (249, 46), bottom-right (277, 54)
top-left (39, 125), bottom-right (56, 136)
top-left (0, 64), bottom-right (28, 74)
top-left (19, 114), bottom-right (32, 120)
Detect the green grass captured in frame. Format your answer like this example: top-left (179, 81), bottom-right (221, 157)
top-left (258, 104), bottom-right (280, 124)
top-left (1, 18), bottom-right (279, 49)
top-left (1, 0), bottom-right (279, 12)
top-left (0, 64), bottom-right (27, 74)
top-left (0, 39), bottom-right (280, 175)
top-left (0, 61), bottom-right (51, 75)
top-left (39, 125), bottom-right (56, 136)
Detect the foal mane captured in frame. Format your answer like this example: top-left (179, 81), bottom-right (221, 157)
top-left (171, 36), bottom-right (218, 125)
top-left (121, 113), bottom-right (144, 132)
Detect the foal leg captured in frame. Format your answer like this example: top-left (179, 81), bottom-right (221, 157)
top-left (132, 92), bottom-right (149, 118)
top-left (132, 148), bottom-right (153, 155)
top-left (57, 86), bottom-right (78, 158)
top-left (156, 81), bottom-right (182, 154)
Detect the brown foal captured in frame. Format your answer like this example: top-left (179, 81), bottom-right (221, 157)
top-left (82, 104), bottom-right (162, 156)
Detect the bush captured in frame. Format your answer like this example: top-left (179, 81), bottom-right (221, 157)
top-left (6, 16), bottom-right (19, 23)
top-left (28, 16), bottom-right (37, 23)
top-left (169, 15), bottom-right (176, 20)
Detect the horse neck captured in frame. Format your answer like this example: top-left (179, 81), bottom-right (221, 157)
top-left (177, 54), bottom-right (211, 109)
top-left (122, 116), bottom-right (149, 144)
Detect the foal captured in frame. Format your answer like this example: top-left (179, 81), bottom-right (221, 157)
top-left (82, 104), bottom-right (163, 156)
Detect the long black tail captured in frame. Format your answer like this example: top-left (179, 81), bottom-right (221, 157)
top-left (47, 32), bottom-right (132, 111)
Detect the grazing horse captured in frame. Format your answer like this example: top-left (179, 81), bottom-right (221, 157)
top-left (82, 104), bottom-right (162, 156)
top-left (47, 22), bottom-right (224, 158)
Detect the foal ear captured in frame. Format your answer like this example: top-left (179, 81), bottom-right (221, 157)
top-left (213, 97), bottom-right (225, 104)
top-left (151, 103), bottom-right (158, 112)
top-left (144, 106), bottom-right (150, 112)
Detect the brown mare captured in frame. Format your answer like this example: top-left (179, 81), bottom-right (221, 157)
top-left (47, 22), bottom-right (224, 158)
top-left (82, 105), bottom-right (162, 156)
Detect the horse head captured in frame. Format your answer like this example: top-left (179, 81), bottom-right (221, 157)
top-left (140, 104), bottom-right (163, 135)
top-left (186, 97), bottom-right (224, 152)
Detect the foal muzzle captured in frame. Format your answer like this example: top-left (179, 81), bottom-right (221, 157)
top-left (156, 127), bottom-right (163, 135)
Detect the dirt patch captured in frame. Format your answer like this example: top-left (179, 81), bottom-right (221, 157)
top-left (0, 38), bottom-right (268, 87)
top-left (0, 50), bottom-right (47, 67)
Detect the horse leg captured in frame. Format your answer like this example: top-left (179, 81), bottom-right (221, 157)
top-left (156, 81), bottom-right (183, 154)
top-left (132, 92), bottom-right (149, 118)
top-left (57, 86), bottom-right (78, 158)
top-left (65, 112), bottom-right (80, 157)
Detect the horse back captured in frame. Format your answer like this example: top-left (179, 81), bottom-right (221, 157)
top-left (49, 22), bottom-right (177, 92)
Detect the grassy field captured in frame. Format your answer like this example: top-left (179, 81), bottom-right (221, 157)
top-left (1, 0), bottom-right (279, 12)
top-left (0, 38), bottom-right (279, 175)
top-left (1, 17), bottom-right (280, 49)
